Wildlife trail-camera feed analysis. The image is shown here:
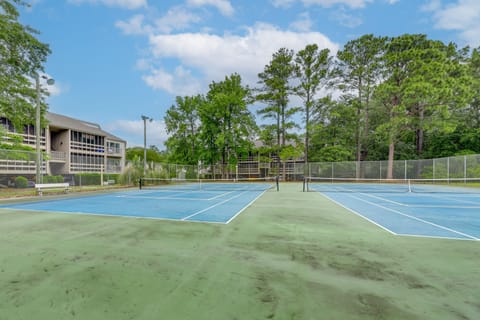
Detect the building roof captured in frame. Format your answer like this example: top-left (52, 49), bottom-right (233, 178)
top-left (46, 112), bottom-right (126, 143)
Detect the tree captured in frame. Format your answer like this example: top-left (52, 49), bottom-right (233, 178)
top-left (465, 47), bottom-right (480, 128)
top-left (375, 34), bottom-right (472, 178)
top-left (0, 0), bottom-right (51, 131)
top-left (126, 146), bottom-right (166, 163)
top-left (335, 35), bottom-right (387, 164)
top-left (164, 95), bottom-right (203, 164)
top-left (256, 48), bottom-right (300, 149)
top-left (309, 97), bottom-right (356, 162)
top-left (199, 74), bottom-right (256, 177)
top-left (294, 44), bottom-right (332, 164)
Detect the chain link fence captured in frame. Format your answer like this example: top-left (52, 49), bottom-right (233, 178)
top-left (2, 148), bottom-right (480, 188)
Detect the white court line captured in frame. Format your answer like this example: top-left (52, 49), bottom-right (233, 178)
top-left (422, 192), bottom-right (480, 206)
top-left (0, 207), bottom-right (227, 224)
top-left (347, 194), bottom-right (479, 241)
top-left (116, 189), bottom-right (236, 201)
top-left (225, 190), bottom-right (267, 224)
top-left (362, 193), bottom-right (480, 209)
top-left (318, 193), bottom-right (398, 236)
top-left (116, 195), bottom-right (211, 201)
top-left (181, 191), bottom-right (249, 221)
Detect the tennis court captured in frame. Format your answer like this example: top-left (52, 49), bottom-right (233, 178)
top-left (0, 178), bottom-right (278, 223)
top-left (305, 178), bottom-right (480, 240)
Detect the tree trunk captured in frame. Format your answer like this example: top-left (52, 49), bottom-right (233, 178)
top-left (387, 141), bottom-right (395, 179)
top-left (415, 106), bottom-right (424, 157)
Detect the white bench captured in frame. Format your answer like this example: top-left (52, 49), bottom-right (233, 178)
top-left (35, 183), bottom-right (70, 196)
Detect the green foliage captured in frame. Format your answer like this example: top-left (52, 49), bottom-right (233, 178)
top-left (162, 35), bottom-right (479, 166)
top-left (125, 147), bottom-right (166, 163)
top-left (0, 147), bottom-right (35, 161)
top-left (74, 173), bottom-right (101, 186)
top-left (0, 0), bottom-right (51, 129)
top-left (164, 95), bottom-right (203, 165)
top-left (314, 145), bottom-right (354, 162)
top-left (294, 44), bottom-right (332, 162)
top-left (256, 48), bottom-right (299, 148)
top-left (335, 35), bottom-right (387, 161)
top-left (199, 73), bottom-right (257, 170)
top-left (43, 175), bottom-right (64, 183)
top-left (14, 175), bottom-right (27, 188)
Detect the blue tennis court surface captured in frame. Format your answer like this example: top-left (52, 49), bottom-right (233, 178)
top-left (317, 191), bottom-right (480, 241)
top-left (0, 185), bottom-right (272, 223)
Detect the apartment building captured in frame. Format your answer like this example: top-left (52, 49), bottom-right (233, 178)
top-left (0, 112), bottom-right (126, 177)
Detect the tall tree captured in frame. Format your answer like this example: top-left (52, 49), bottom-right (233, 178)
top-left (335, 35), bottom-right (386, 164)
top-left (309, 96), bottom-right (356, 162)
top-left (294, 44), bottom-right (332, 164)
top-left (164, 95), bottom-right (203, 164)
top-left (256, 48), bottom-right (300, 150)
top-left (466, 47), bottom-right (480, 128)
top-left (375, 34), bottom-right (472, 178)
top-left (200, 74), bottom-right (256, 177)
top-left (0, 0), bottom-right (51, 130)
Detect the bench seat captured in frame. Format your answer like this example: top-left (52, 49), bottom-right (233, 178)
top-left (35, 183), bottom-right (70, 196)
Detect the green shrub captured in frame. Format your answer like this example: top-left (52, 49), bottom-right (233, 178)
top-left (42, 175), bottom-right (64, 183)
top-left (14, 176), bottom-right (28, 188)
top-left (74, 173), bottom-right (101, 186)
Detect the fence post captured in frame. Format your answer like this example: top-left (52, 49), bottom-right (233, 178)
top-left (447, 157), bottom-right (450, 182)
top-left (433, 159), bottom-right (435, 180)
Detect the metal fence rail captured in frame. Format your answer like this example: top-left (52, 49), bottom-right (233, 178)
top-left (2, 148), bottom-right (480, 185)
top-left (139, 154), bottom-right (480, 181)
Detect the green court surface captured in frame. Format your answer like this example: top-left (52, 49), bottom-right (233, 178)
top-left (0, 183), bottom-right (479, 320)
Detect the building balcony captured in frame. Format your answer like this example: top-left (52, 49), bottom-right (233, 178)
top-left (48, 151), bottom-right (67, 162)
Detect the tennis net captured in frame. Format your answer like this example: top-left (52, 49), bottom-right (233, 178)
top-left (139, 176), bottom-right (279, 192)
top-left (304, 177), bottom-right (480, 193)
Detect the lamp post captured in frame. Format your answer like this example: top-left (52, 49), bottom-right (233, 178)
top-left (35, 73), bottom-right (54, 185)
top-left (141, 115), bottom-right (153, 176)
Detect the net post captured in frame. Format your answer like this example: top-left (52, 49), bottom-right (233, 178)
top-left (407, 179), bottom-right (412, 193)
top-left (303, 176), bottom-right (306, 192)
top-left (276, 175), bottom-right (279, 191)
top-left (139, 178), bottom-right (143, 190)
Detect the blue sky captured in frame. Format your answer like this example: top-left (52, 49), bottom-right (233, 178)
top-left (19, 0), bottom-right (480, 148)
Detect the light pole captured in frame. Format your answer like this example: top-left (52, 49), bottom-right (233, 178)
top-left (35, 73), bottom-right (55, 185)
top-left (141, 115), bottom-right (153, 176)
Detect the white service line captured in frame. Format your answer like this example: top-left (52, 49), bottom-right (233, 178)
top-left (181, 191), bottom-right (248, 221)
top-left (348, 193), bottom-right (479, 240)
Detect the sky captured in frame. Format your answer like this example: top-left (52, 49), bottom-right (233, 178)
top-left (18, 0), bottom-right (480, 148)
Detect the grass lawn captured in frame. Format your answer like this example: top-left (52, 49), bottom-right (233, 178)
top-left (0, 183), bottom-right (479, 319)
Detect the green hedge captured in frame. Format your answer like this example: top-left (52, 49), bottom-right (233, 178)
top-left (14, 176), bottom-right (28, 188)
top-left (43, 175), bottom-right (64, 183)
top-left (74, 173), bottom-right (101, 186)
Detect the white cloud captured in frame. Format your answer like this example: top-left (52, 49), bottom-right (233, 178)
top-left (330, 8), bottom-right (363, 28)
top-left (142, 66), bottom-right (203, 96)
top-left (429, 0), bottom-right (480, 46)
top-left (154, 6), bottom-right (202, 33)
top-left (301, 0), bottom-right (372, 9)
top-left (186, 0), bottom-right (234, 16)
top-left (135, 58), bottom-right (151, 71)
top-left (289, 12), bottom-right (314, 32)
top-left (271, 0), bottom-right (296, 8)
top-left (421, 0), bottom-right (441, 12)
top-left (105, 119), bottom-right (167, 148)
top-left (146, 23), bottom-right (338, 91)
top-left (115, 14), bottom-right (152, 35)
top-left (68, 0), bottom-right (147, 9)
